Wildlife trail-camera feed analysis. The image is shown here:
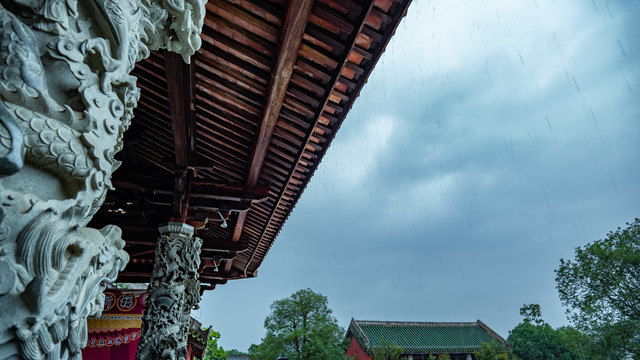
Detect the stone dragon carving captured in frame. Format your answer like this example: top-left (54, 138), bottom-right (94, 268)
top-left (0, 0), bottom-right (206, 359)
top-left (136, 223), bottom-right (202, 360)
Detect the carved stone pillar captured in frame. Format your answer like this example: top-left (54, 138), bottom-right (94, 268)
top-left (136, 222), bottom-right (202, 360)
top-left (0, 1), bottom-right (206, 359)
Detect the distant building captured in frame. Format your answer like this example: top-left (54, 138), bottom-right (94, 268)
top-left (345, 319), bottom-right (505, 360)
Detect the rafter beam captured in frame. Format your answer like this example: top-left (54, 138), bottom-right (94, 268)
top-left (165, 51), bottom-right (195, 168)
top-left (111, 180), bottom-right (270, 203)
top-left (165, 51), bottom-right (196, 219)
top-left (242, 0), bottom-right (401, 277)
top-left (233, 0), bottom-right (315, 242)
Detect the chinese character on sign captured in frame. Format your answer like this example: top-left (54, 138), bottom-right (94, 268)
top-left (104, 293), bottom-right (116, 311)
top-left (117, 293), bottom-right (136, 311)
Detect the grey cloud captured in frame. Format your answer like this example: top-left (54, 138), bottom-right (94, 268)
top-left (200, 0), bottom-right (640, 351)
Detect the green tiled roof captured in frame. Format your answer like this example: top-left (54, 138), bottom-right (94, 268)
top-left (347, 319), bottom-right (505, 354)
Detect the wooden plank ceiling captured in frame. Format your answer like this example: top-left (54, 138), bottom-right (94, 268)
top-left (89, 0), bottom-right (412, 290)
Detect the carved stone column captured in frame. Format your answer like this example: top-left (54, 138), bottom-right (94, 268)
top-left (136, 222), bottom-right (202, 360)
top-left (0, 1), bottom-right (206, 359)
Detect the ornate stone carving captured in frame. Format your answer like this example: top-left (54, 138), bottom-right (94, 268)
top-left (0, 1), bottom-right (206, 359)
top-left (136, 222), bottom-right (202, 360)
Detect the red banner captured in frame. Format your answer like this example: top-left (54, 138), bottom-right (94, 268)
top-left (87, 290), bottom-right (147, 344)
top-left (87, 330), bottom-right (141, 348)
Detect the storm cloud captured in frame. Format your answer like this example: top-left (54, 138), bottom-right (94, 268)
top-left (197, 0), bottom-right (640, 351)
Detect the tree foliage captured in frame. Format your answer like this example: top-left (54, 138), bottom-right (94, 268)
top-left (520, 304), bottom-right (544, 326)
top-left (427, 354), bottom-right (450, 360)
top-left (507, 304), bottom-right (626, 360)
top-left (370, 338), bottom-right (402, 360)
top-left (427, 354), bottom-right (451, 360)
top-left (554, 326), bottom-right (601, 360)
top-left (555, 219), bottom-right (640, 357)
top-left (201, 328), bottom-right (226, 360)
top-left (227, 349), bottom-right (248, 356)
top-left (474, 340), bottom-right (518, 360)
top-left (509, 321), bottom-right (586, 360)
top-left (248, 289), bottom-right (346, 360)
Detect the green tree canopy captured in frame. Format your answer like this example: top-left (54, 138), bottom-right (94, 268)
top-left (474, 340), bottom-right (518, 360)
top-left (248, 288), bottom-right (346, 360)
top-left (508, 304), bottom-right (595, 360)
top-left (555, 218), bottom-right (640, 357)
top-left (520, 304), bottom-right (544, 326)
top-left (509, 321), bottom-right (581, 360)
top-left (227, 349), bottom-right (248, 356)
top-left (369, 338), bottom-right (402, 360)
top-left (201, 328), bottom-right (226, 360)
top-left (427, 354), bottom-right (451, 360)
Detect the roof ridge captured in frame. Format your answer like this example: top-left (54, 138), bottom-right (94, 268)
top-left (349, 318), bottom-right (371, 350)
top-left (476, 320), bottom-right (506, 344)
top-left (353, 320), bottom-right (481, 327)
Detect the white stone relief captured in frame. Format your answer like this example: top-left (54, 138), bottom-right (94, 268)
top-left (0, 0), bottom-right (206, 359)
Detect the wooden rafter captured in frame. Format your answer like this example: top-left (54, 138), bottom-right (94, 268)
top-left (112, 179), bottom-right (269, 202)
top-left (94, 0), bottom-right (414, 287)
top-left (165, 51), bottom-right (196, 219)
top-left (232, 0), bottom-right (315, 243)
top-left (241, 0), bottom-right (409, 276)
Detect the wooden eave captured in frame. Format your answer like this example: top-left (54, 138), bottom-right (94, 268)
top-left (89, 0), bottom-right (412, 291)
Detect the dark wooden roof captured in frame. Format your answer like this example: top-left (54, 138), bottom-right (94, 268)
top-left (89, 0), bottom-right (412, 290)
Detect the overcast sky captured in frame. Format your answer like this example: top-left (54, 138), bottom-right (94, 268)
top-left (195, 0), bottom-right (640, 351)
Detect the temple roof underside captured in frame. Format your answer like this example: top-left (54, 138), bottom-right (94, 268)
top-left (89, 0), bottom-right (412, 291)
